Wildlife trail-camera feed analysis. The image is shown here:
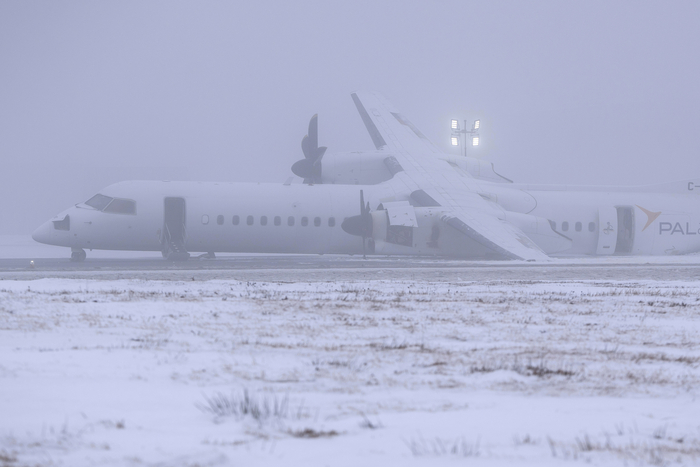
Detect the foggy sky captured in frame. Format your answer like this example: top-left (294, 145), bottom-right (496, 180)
top-left (2, 1), bottom-right (699, 235)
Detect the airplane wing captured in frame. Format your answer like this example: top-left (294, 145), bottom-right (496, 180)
top-left (351, 93), bottom-right (443, 155)
top-left (351, 91), bottom-right (549, 261)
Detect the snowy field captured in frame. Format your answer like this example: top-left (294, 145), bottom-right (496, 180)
top-left (1, 276), bottom-right (700, 466)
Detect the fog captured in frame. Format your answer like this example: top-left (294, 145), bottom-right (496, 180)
top-left (2, 1), bottom-right (699, 235)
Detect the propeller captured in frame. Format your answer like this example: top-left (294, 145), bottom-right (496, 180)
top-left (341, 189), bottom-right (373, 258)
top-left (291, 114), bottom-right (327, 184)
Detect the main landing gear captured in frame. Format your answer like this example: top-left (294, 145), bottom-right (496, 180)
top-left (70, 248), bottom-right (86, 262)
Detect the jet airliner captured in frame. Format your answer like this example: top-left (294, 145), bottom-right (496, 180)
top-left (32, 92), bottom-right (700, 261)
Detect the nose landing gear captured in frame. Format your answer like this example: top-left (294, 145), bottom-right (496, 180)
top-left (70, 248), bottom-right (86, 262)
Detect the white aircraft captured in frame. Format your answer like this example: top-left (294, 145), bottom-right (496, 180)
top-left (32, 92), bottom-right (700, 262)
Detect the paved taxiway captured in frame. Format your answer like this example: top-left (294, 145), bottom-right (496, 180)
top-left (1, 255), bottom-right (699, 282)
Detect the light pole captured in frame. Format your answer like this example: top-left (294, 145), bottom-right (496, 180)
top-left (451, 119), bottom-right (480, 157)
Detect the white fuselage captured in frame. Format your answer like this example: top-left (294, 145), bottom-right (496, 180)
top-left (527, 190), bottom-right (700, 256)
top-left (32, 179), bottom-right (700, 258)
top-left (33, 181), bottom-right (378, 256)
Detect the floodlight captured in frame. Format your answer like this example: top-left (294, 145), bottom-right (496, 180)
top-left (451, 136), bottom-right (460, 146)
top-left (451, 119), bottom-right (459, 130)
top-left (472, 136), bottom-right (479, 146)
top-left (473, 119), bottom-right (480, 130)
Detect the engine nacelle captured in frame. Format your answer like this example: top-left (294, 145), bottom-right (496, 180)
top-left (370, 204), bottom-right (450, 256)
top-left (320, 151), bottom-right (393, 185)
top-left (439, 156), bottom-right (512, 184)
top-left (319, 151), bottom-right (514, 186)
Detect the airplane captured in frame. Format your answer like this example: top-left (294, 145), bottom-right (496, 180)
top-left (32, 92), bottom-right (700, 262)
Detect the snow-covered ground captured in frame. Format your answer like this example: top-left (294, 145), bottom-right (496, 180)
top-left (1, 277), bottom-right (699, 466)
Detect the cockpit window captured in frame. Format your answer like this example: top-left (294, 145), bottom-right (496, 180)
top-left (85, 194), bottom-right (114, 211)
top-left (85, 194), bottom-right (136, 214)
top-left (103, 198), bottom-right (136, 214)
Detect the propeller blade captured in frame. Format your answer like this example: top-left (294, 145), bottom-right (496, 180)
top-left (301, 135), bottom-right (311, 160)
top-left (292, 159), bottom-right (312, 179)
top-left (294, 114), bottom-right (326, 184)
top-left (301, 115), bottom-right (323, 162)
top-left (316, 146), bottom-right (327, 161)
top-left (300, 115), bottom-right (320, 161)
top-left (308, 114), bottom-right (318, 154)
top-left (361, 191), bottom-right (372, 239)
top-left (341, 189), bottom-right (373, 258)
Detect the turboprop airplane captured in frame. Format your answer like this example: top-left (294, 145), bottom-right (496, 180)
top-left (32, 92), bottom-right (700, 262)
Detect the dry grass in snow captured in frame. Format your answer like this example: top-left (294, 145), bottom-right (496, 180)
top-left (1, 278), bottom-right (699, 466)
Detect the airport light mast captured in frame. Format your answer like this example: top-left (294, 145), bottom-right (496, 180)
top-left (451, 119), bottom-right (480, 157)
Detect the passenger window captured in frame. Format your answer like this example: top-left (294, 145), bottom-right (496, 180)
top-left (288, 216), bottom-right (295, 226)
top-left (261, 216), bottom-right (268, 226)
top-left (247, 215), bottom-right (254, 226)
top-left (274, 216), bottom-right (281, 226)
top-left (301, 217), bottom-right (308, 226)
top-left (217, 215), bottom-right (224, 225)
top-left (85, 194), bottom-right (114, 211)
top-left (589, 222), bottom-right (596, 232)
top-left (103, 198), bottom-right (136, 215)
top-left (232, 215), bottom-right (240, 225)
top-left (314, 217), bottom-right (321, 227)
top-left (202, 215), bottom-right (209, 225)
top-left (575, 222), bottom-right (582, 232)
top-left (328, 217), bottom-right (336, 227)
top-left (562, 221), bottom-right (569, 232)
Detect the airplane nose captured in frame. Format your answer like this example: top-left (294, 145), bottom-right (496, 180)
top-left (32, 222), bottom-right (51, 244)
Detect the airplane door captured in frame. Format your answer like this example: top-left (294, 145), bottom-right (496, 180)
top-left (596, 207), bottom-right (617, 255)
top-left (164, 198), bottom-right (186, 241)
top-left (162, 197), bottom-right (189, 260)
top-left (614, 206), bottom-right (635, 254)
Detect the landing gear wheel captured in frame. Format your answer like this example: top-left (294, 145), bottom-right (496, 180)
top-left (70, 249), bottom-right (86, 262)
